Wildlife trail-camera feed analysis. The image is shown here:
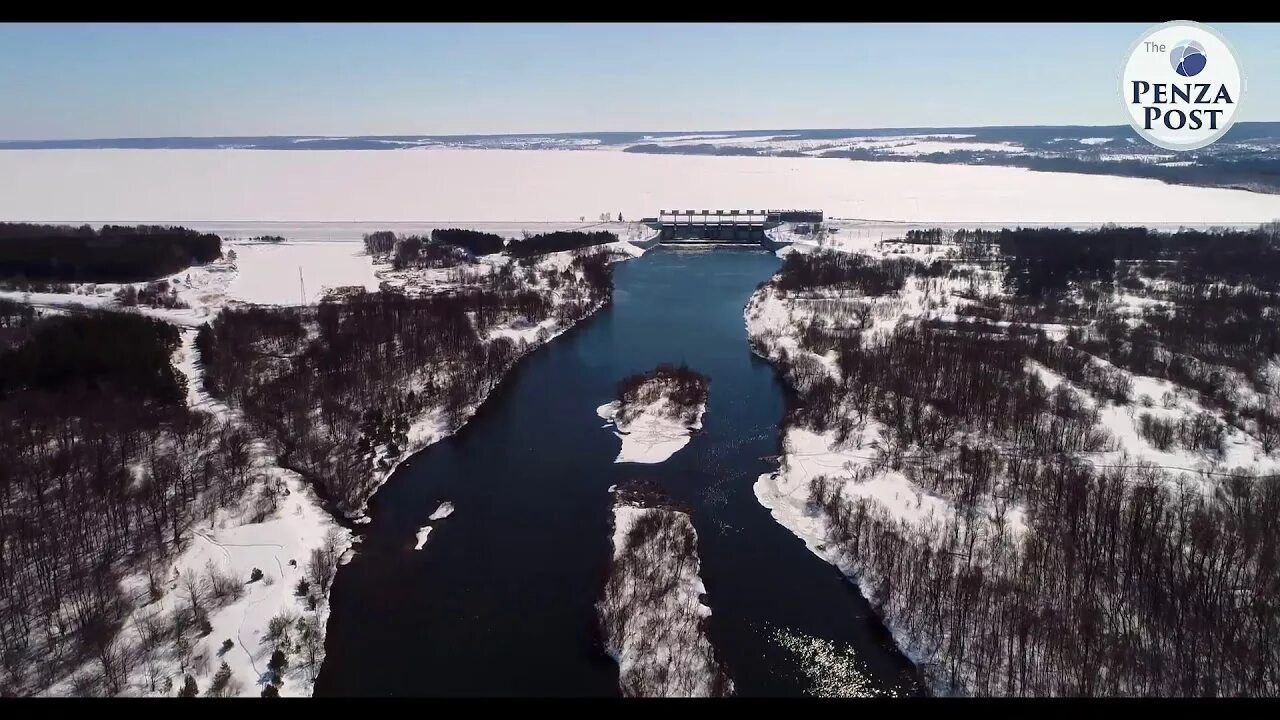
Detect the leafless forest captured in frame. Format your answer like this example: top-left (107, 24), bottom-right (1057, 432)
top-left (751, 226), bottom-right (1280, 695)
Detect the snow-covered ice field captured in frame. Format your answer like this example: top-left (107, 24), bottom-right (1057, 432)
top-left (228, 242), bottom-right (380, 305)
top-left (3, 149), bottom-right (1280, 224)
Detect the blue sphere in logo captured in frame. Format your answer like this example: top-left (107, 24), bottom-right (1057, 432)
top-left (1170, 41), bottom-right (1207, 77)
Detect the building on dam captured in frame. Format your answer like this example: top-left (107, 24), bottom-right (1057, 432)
top-left (644, 209), bottom-right (823, 245)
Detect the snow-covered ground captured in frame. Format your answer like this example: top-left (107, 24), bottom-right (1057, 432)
top-left (227, 242), bottom-right (380, 305)
top-left (4, 149), bottom-right (1280, 224)
top-left (597, 394), bottom-right (706, 465)
top-left (596, 400), bottom-right (704, 464)
top-left (87, 459), bottom-right (350, 697)
top-left (0, 253), bottom-right (237, 325)
top-left (598, 489), bottom-right (731, 697)
top-left (0, 239), bottom-right (381, 316)
top-left (1027, 358), bottom-right (1280, 489)
top-left (35, 327), bottom-right (354, 698)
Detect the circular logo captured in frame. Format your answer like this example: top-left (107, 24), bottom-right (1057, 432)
top-left (1170, 41), bottom-right (1206, 76)
top-left (1122, 21), bottom-right (1242, 151)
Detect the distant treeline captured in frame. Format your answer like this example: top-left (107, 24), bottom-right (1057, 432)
top-left (506, 231), bottom-right (616, 258)
top-left (364, 229), bottom-right (616, 264)
top-left (914, 225), bottom-right (1280, 297)
top-left (820, 148), bottom-right (1280, 195)
top-left (622, 137), bottom-right (1280, 194)
top-left (431, 229), bottom-right (504, 256)
top-left (362, 229), bottom-right (505, 270)
top-left (0, 223), bottom-right (222, 283)
top-left (623, 143), bottom-right (768, 157)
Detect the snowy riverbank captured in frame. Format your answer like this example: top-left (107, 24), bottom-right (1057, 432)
top-left (11, 231), bottom-right (655, 697)
top-left (351, 238), bottom-right (655, 524)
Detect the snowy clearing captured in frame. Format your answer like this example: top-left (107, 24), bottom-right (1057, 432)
top-left (227, 242), bottom-right (380, 305)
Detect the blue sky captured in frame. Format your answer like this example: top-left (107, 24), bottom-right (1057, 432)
top-left (0, 23), bottom-right (1277, 140)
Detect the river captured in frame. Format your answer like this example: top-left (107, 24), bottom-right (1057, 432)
top-left (315, 246), bottom-right (923, 697)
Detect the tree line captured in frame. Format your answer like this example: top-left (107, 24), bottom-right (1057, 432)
top-left (817, 146), bottom-right (1280, 195)
top-left (936, 225), bottom-right (1280, 297)
top-left (0, 223), bottom-right (222, 284)
top-left (775, 250), bottom-right (940, 295)
top-left (505, 231), bottom-right (616, 259)
top-left (430, 228), bottom-right (504, 256)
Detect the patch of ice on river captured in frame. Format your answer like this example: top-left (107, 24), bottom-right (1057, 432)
top-left (770, 626), bottom-right (906, 698)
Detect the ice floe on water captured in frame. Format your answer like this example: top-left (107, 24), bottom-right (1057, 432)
top-left (413, 526), bottom-right (432, 551)
top-left (413, 503), bottom-right (454, 550)
top-left (769, 626), bottom-right (905, 698)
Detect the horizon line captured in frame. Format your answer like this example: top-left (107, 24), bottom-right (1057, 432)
top-left (8, 120), bottom-right (1280, 144)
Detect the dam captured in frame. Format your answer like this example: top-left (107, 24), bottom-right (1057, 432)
top-left (643, 209), bottom-right (823, 245)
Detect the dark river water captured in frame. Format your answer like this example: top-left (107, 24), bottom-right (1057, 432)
top-left (315, 247), bottom-right (923, 697)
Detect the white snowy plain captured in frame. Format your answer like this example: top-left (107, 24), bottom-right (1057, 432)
top-left (4, 149), bottom-right (1280, 224)
top-left (227, 242), bottom-right (381, 305)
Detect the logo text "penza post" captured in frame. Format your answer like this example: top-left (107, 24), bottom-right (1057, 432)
top-left (1122, 20), bottom-right (1243, 152)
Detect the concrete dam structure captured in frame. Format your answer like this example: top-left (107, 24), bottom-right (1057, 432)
top-left (644, 209), bottom-right (823, 246)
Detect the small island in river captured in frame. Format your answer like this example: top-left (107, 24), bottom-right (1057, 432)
top-left (597, 363), bottom-right (710, 464)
